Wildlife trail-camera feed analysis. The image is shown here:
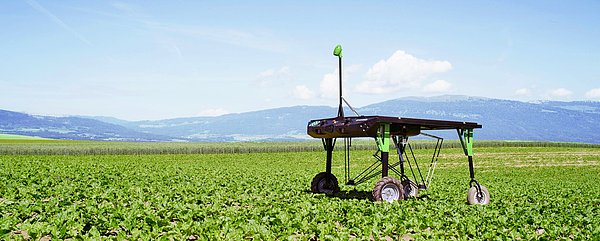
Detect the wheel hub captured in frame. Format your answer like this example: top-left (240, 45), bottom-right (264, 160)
top-left (475, 191), bottom-right (486, 203)
top-left (381, 183), bottom-right (400, 202)
top-left (318, 179), bottom-right (334, 193)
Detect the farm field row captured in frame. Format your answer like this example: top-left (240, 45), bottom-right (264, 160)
top-left (1, 138), bottom-right (598, 155)
top-left (1, 146), bottom-right (599, 240)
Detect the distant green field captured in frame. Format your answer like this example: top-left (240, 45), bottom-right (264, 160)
top-left (1, 142), bottom-right (599, 240)
top-left (0, 134), bottom-right (48, 140)
top-left (0, 138), bottom-right (598, 155)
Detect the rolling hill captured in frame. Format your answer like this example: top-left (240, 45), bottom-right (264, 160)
top-left (1, 96), bottom-right (599, 143)
top-left (0, 109), bottom-right (174, 141)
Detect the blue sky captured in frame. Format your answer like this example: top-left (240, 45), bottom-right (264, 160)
top-left (1, 1), bottom-right (599, 120)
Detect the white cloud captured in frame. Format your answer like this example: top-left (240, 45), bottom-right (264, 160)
top-left (319, 70), bottom-right (339, 99)
top-left (198, 108), bottom-right (228, 117)
top-left (549, 88), bottom-right (573, 98)
top-left (292, 85), bottom-right (315, 100)
top-left (423, 80), bottom-right (452, 93)
top-left (319, 64), bottom-right (361, 99)
top-left (256, 66), bottom-right (291, 87)
top-left (355, 50), bottom-right (452, 94)
top-left (258, 66), bottom-right (289, 78)
top-left (584, 88), bottom-right (600, 99)
top-left (514, 88), bottom-right (531, 96)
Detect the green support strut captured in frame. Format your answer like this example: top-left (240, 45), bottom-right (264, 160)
top-left (465, 129), bottom-right (474, 156)
top-left (377, 123), bottom-right (391, 177)
top-left (464, 129), bottom-right (476, 180)
top-left (377, 123), bottom-right (390, 152)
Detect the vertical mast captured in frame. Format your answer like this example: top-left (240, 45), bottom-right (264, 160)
top-left (333, 44), bottom-right (344, 118)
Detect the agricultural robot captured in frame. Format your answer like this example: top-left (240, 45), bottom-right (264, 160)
top-left (306, 45), bottom-right (489, 204)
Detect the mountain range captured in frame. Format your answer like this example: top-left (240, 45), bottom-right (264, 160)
top-left (1, 95), bottom-right (599, 143)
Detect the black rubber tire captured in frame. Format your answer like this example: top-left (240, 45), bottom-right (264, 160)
top-left (467, 185), bottom-right (490, 205)
top-left (372, 177), bottom-right (404, 202)
top-left (310, 172), bottom-right (340, 194)
top-left (402, 179), bottom-right (419, 198)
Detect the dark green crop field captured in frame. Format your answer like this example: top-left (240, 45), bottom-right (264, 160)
top-left (1, 142), bottom-right (599, 240)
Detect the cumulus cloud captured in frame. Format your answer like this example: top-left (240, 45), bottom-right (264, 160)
top-left (549, 88), bottom-right (573, 98)
top-left (423, 80), bottom-right (452, 93)
top-left (319, 64), bottom-right (361, 99)
top-left (319, 70), bottom-right (339, 99)
top-left (198, 108), bottom-right (228, 117)
top-left (584, 88), bottom-right (600, 99)
top-left (292, 85), bottom-right (315, 100)
top-left (355, 50), bottom-right (452, 94)
top-left (256, 66), bottom-right (291, 87)
top-left (514, 88), bottom-right (531, 96)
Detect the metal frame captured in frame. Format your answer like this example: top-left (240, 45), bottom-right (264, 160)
top-left (457, 128), bottom-right (484, 198)
top-left (422, 133), bottom-right (444, 189)
top-left (321, 138), bottom-right (336, 175)
top-left (342, 131), bottom-right (445, 190)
